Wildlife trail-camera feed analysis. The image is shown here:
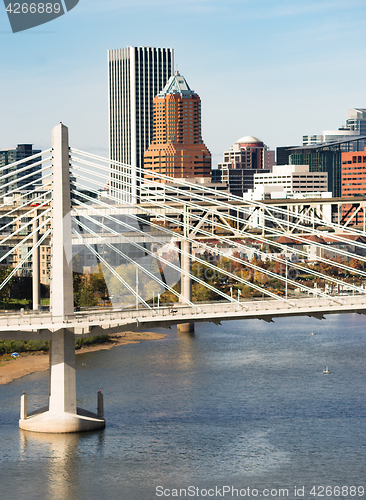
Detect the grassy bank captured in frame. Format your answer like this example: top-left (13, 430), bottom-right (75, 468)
top-left (0, 335), bottom-right (110, 355)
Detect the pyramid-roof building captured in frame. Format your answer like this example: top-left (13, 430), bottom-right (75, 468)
top-left (158, 71), bottom-right (196, 98)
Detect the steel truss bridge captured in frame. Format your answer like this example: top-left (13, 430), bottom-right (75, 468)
top-left (1, 124), bottom-right (366, 432)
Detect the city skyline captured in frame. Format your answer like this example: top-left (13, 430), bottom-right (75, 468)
top-left (1, 0), bottom-right (366, 167)
top-left (108, 46), bottom-right (174, 201)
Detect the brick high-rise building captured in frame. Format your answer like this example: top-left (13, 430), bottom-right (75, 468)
top-left (341, 147), bottom-right (366, 226)
top-left (143, 71), bottom-right (211, 182)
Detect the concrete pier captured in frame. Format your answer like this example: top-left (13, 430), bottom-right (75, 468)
top-left (177, 239), bottom-right (194, 333)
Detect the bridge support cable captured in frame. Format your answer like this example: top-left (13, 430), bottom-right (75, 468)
top-left (71, 215), bottom-right (195, 308)
top-left (0, 228), bottom-right (51, 292)
top-left (0, 148), bottom-right (51, 176)
top-left (0, 155), bottom-right (52, 190)
top-left (70, 183), bottom-right (365, 298)
top-left (70, 182), bottom-right (364, 301)
top-left (0, 163), bottom-right (53, 195)
top-left (0, 207), bottom-right (51, 248)
top-left (0, 216), bottom-right (51, 267)
top-left (79, 147), bottom-right (366, 240)
top-left (72, 202), bottom-right (346, 306)
top-left (73, 229), bottom-right (153, 311)
top-left (136, 178), bottom-right (366, 259)
top-left (0, 189), bottom-right (52, 222)
top-left (70, 148), bottom-right (366, 241)
top-left (72, 200), bottom-right (265, 305)
top-left (0, 172), bottom-right (53, 210)
top-left (70, 166), bottom-right (366, 272)
top-left (71, 199), bottom-right (335, 304)
top-left (70, 149), bottom-right (366, 299)
top-left (71, 211), bottom-right (239, 306)
top-left (0, 197), bottom-right (51, 234)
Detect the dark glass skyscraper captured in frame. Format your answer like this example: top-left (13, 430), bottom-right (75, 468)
top-left (0, 144), bottom-right (42, 196)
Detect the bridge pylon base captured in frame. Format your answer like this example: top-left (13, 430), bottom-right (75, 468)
top-left (177, 322), bottom-right (195, 333)
top-left (19, 407), bottom-right (105, 434)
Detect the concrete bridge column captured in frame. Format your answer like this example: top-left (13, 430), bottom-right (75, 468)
top-left (19, 123), bottom-right (105, 433)
top-left (177, 239), bottom-right (194, 333)
top-left (48, 329), bottom-right (77, 414)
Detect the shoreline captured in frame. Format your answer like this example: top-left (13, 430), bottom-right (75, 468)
top-left (0, 331), bottom-right (166, 386)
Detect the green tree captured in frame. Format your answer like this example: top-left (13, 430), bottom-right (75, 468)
top-left (0, 266), bottom-right (14, 305)
top-left (73, 273), bottom-right (99, 308)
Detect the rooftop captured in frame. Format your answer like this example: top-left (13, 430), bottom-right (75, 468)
top-left (290, 135), bottom-right (366, 151)
top-left (158, 71), bottom-right (196, 98)
top-left (235, 136), bottom-right (263, 144)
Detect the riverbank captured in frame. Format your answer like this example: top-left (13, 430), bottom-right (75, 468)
top-left (0, 331), bottom-right (166, 386)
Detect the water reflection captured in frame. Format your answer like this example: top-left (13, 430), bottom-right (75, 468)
top-left (1, 315), bottom-right (366, 500)
top-left (19, 430), bottom-right (105, 500)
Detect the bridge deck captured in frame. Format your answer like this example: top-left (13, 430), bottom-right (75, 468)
top-left (1, 294), bottom-right (365, 340)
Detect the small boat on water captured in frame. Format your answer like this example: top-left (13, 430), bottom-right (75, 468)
top-left (323, 367), bottom-right (331, 374)
top-left (310, 332), bottom-right (316, 335)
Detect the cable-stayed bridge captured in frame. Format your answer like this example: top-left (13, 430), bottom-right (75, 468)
top-left (2, 123), bottom-right (366, 433)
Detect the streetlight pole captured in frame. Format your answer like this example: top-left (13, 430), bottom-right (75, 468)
top-left (285, 260), bottom-right (288, 300)
top-left (136, 268), bottom-right (139, 310)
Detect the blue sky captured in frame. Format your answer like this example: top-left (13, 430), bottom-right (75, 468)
top-left (1, 0), bottom-right (366, 165)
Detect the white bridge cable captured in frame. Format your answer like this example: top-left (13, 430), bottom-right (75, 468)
top-left (72, 215), bottom-right (196, 308)
top-left (0, 172), bottom-right (53, 210)
top-left (0, 217), bottom-right (52, 265)
top-left (0, 156), bottom-right (52, 184)
top-left (71, 181), bottom-right (366, 296)
top-left (70, 148), bottom-right (366, 240)
top-left (72, 195), bottom-right (358, 300)
top-left (0, 149), bottom-right (51, 175)
top-left (72, 210), bottom-right (238, 306)
top-left (69, 160), bottom-right (366, 260)
top-left (72, 205), bottom-right (247, 305)
top-left (76, 148), bottom-right (366, 240)
top-left (0, 228), bottom-right (51, 292)
top-left (71, 193), bottom-right (353, 302)
top-left (137, 177), bottom-right (366, 257)
top-left (0, 189), bottom-right (52, 222)
top-left (0, 197), bottom-right (52, 234)
top-left (72, 230), bottom-right (153, 311)
top-left (0, 163), bottom-right (52, 194)
top-left (0, 208), bottom-right (52, 247)
top-left (72, 205), bottom-right (320, 305)
top-left (71, 178), bottom-right (366, 289)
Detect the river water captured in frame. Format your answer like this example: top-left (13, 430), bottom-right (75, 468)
top-left (0, 314), bottom-right (365, 500)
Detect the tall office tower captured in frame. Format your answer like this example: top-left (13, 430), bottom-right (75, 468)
top-left (0, 144), bottom-right (42, 196)
top-left (143, 71), bottom-right (211, 182)
top-left (108, 46), bottom-right (174, 202)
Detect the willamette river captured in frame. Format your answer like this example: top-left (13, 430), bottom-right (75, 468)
top-left (0, 313), bottom-right (365, 500)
